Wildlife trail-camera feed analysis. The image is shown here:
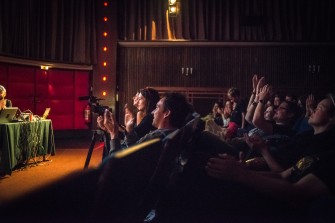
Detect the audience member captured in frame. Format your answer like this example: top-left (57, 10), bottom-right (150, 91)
top-left (273, 92), bottom-right (284, 109)
top-left (245, 93), bottom-right (335, 171)
top-left (252, 84), bottom-right (300, 137)
top-left (204, 100), bottom-right (232, 139)
top-left (292, 94), bottom-right (314, 134)
top-left (99, 87), bottom-right (160, 148)
top-left (203, 146), bottom-right (335, 221)
top-left (225, 87), bottom-right (247, 139)
top-left (0, 85), bottom-right (12, 109)
top-left (285, 93), bottom-right (297, 103)
top-left (202, 101), bottom-right (224, 126)
top-left (98, 92), bottom-right (192, 155)
top-left (152, 94), bottom-right (335, 222)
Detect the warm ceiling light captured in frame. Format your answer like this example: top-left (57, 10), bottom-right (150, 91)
top-left (103, 47), bottom-right (107, 51)
top-left (169, 0), bottom-right (177, 5)
top-left (168, 0), bottom-right (180, 17)
top-left (40, 65), bottom-right (50, 70)
top-left (104, 17), bottom-right (108, 22)
top-left (170, 6), bottom-right (177, 13)
top-left (103, 32), bottom-right (108, 37)
top-left (102, 76), bottom-right (107, 81)
top-left (103, 62), bottom-right (107, 66)
top-left (102, 91), bottom-right (107, 96)
top-left (104, 2), bottom-right (108, 7)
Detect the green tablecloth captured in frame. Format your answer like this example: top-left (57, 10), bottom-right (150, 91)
top-left (0, 120), bottom-right (55, 175)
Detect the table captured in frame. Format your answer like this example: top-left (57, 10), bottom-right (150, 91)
top-left (0, 119), bottom-right (55, 175)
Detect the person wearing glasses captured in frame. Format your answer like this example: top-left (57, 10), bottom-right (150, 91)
top-left (0, 85), bottom-right (12, 109)
top-left (157, 94), bottom-right (335, 222)
top-left (252, 83), bottom-right (300, 137)
top-left (245, 93), bottom-right (335, 171)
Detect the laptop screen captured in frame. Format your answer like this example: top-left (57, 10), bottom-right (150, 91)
top-left (42, 108), bottom-right (51, 119)
top-left (0, 107), bottom-right (19, 123)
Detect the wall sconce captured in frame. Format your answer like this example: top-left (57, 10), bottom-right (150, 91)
top-left (40, 65), bottom-right (51, 70)
top-left (168, 0), bottom-right (180, 17)
top-left (182, 67), bottom-right (193, 76)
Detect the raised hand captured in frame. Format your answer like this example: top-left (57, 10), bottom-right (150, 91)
top-left (305, 94), bottom-right (316, 117)
top-left (103, 109), bottom-right (119, 139)
top-left (256, 76), bottom-right (265, 95)
top-left (258, 84), bottom-right (271, 101)
top-left (124, 103), bottom-right (135, 131)
top-left (252, 74), bottom-right (259, 91)
top-left (97, 115), bottom-right (106, 131)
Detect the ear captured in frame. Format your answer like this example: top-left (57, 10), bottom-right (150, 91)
top-left (163, 109), bottom-right (171, 118)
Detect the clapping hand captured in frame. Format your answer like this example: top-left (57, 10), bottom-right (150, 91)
top-left (305, 94), bottom-right (316, 117)
top-left (101, 109), bottom-right (119, 139)
top-left (124, 103), bottom-right (135, 132)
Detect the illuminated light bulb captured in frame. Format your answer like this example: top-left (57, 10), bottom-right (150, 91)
top-left (102, 91), bottom-right (107, 96)
top-left (102, 76), bottom-right (107, 81)
top-left (170, 6), bottom-right (177, 13)
top-left (104, 2), bottom-right (108, 7)
top-left (103, 47), bottom-right (107, 51)
top-left (103, 62), bottom-right (107, 66)
top-left (169, 0), bottom-right (177, 5)
top-left (103, 32), bottom-right (107, 37)
top-left (104, 17), bottom-right (108, 22)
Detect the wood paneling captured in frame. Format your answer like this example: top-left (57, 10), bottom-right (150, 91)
top-left (117, 42), bottom-right (335, 117)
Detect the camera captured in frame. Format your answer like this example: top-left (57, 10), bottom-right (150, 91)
top-left (79, 95), bottom-right (111, 116)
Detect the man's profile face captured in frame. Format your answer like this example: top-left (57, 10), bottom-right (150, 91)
top-left (152, 97), bottom-right (166, 128)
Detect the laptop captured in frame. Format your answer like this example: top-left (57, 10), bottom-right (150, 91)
top-left (41, 108), bottom-right (51, 119)
top-left (0, 107), bottom-right (19, 123)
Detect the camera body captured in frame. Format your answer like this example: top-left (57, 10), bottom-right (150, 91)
top-left (91, 104), bottom-right (111, 116)
top-left (79, 95), bottom-right (111, 116)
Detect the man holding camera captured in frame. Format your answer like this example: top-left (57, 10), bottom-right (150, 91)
top-left (97, 92), bottom-right (192, 155)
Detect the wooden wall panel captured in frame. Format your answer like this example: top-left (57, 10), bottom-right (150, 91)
top-left (117, 42), bottom-right (335, 118)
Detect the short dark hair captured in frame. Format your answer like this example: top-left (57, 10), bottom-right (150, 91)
top-left (162, 92), bottom-right (191, 128)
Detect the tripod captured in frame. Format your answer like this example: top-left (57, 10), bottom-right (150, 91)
top-left (84, 129), bottom-right (110, 169)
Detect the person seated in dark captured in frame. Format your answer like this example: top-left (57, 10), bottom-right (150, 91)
top-left (292, 94), bottom-right (314, 134)
top-left (252, 84), bottom-right (300, 137)
top-left (202, 100), bottom-right (224, 126)
top-left (245, 93), bottom-right (335, 172)
top-left (203, 148), bottom-right (335, 222)
top-left (97, 92), bottom-right (192, 155)
top-left (99, 88), bottom-right (160, 149)
top-left (225, 87), bottom-right (247, 139)
top-left (122, 87), bottom-right (160, 146)
top-left (0, 85), bottom-right (12, 109)
top-left (154, 96), bottom-right (335, 222)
